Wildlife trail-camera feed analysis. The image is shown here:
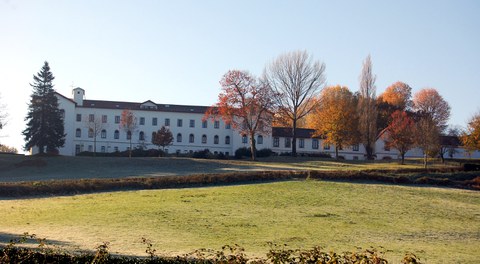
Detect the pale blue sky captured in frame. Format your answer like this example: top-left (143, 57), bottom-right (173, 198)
top-left (1, 0), bottom-right (479, 153)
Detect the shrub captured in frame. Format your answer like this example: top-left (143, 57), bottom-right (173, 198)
top-left (234, 147), bottom-right (250, 159)
top-left (256, 148), bottom-right (273, 158)
top-left (192, 149), bottom-right (211, 159)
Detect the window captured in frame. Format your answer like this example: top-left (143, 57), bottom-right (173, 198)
top-left (114, 146), bottom-right (119, 152)
top-left (114, 130), bottom-right (119, 139)
top-left (312, 139), bottom-right (319, 149)
top-left (102, 115), bottom-right (107, 123)
top-left (285, 138), bottom-right (291, 148)
top-left (299, 138), bottom-right (305, 149)
top-left (177, 119), bottom-right (183, 127)
top-left (101, 146), bottom-right (106, 153)
top-left (139, 117), bottom-right (145, 125)
top-left (75, 128), bottom-right (81, 138)
top-left (139, 131), bottom-right (145, 141)
top-left (88, 128), bottom-right (94, 138)
top-left (189, 134), bottom-right (195, 143)
top-left (384, 144), bottom-right (390, 151)
top-left (152, 117), bottom-right (158, 126)
top-left (242, 135), bottom-right (248, 144)
top-left (323, 143), bottom-right (330, 150)
top-left (177, 133), bottom-right (182, 142)
top-left (101, 129), bottom-right (106, 139)
top-left (273, 137), bottom-right (280, 147)
top-left (353, 156), bottom-right (359, 160)
top-left (202, 134), bottom-right (207, 144)
top-left (127, 131), bottom-right (131, 140)
top-left (214, 135), bottom-right (219, 144)
top-left (190, 120), bottom-right (195, 128)
top-left (353, 144), bottom-right (359, 151)
top-left (202, 120), bottom-right (208, 128)
top-left (115, 115), bottom-right (120, 124)
top-left (214, 120), bottom-right (220, 129)
top-left (88, 145), bottom-right (93, 152)
top-left (89, 114), bottom-right (94, 122)
top-left (76, 114), bottom-right (82, 122)
top-left (165, 118), bottom-right (170, 126)
top-left (225, 136), bottom-right (230, 145)
top-left (75, 145), bottom-right (81, 154)
top-left (257, 135), bottom-right (263, 144)
top-left (225, 123), bottom-right (231, 129)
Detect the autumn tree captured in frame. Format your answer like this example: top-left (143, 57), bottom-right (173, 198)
top-left (412, 88), bottom-right (450, 132)
top-left (0, 144), bottom-right (17, 153)
top-left (415, 115), bottom-right (440, 168)
top-left (308, 85), bottom-right (359, 159)
top-left (205, 70), bottom-right (274, 160)
top-left (84, 114), bottom-right (107, 156)
top-left (377, 81), bottom-right (412, 133)
top-left (23, 61), bottom-right (65, 154)
top-left (119, 109), bottom-right (138, 158)
top-left (264, 50), bottom-right (326, 156)
top-left (152, 126), bottom-right (174, 153)
top-left (462, 111), bottom-right (480, 153)
top-left (357, 55), bottom-right (377, 159)
top-left (382, 110), bottom-right (415, 164)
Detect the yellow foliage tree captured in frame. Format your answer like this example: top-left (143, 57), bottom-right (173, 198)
top-left (308, 85), bottom-right (359, 159)
top-left (462, 111), bottom-right (480, 153)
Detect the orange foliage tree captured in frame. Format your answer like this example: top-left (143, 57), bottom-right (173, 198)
top-left (205, 70), bottom-right (274, 160)
top-left (378, 81), bottom-right (412, 110)
top-left (308, 85), bottom-right (359, 159)
top-left (413, 88), bottom-right (450, 132)
top-left (119, 109), bottom-right (138, 158)
top-left (462, 111), bottom-right (480, 153)
top-left (382, 110), bottom-right (416, 164)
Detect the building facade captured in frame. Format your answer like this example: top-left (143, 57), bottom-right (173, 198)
top-left (40, 87), bottom-right (479, 160)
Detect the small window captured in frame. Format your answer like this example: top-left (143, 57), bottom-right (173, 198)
top-left (76, 114), bottom-right (82, 122)
top-left (257, 135), bottom-right (263, 145)
top-left (114, 146), bottom-right (119, 152)
top-left (152, 117), bottom-right (158, 126)
top-left (384, 144), bottom-right (390, 151)
top-left (101, 129), bottom-right (106, 139)
top-left (177, 133), bottom-right (182, 142)
top-left (214, 120), bottom-right (220, 129)
top-left (127, 131), bottom-right (132, 140)
top-left (165, 118), bottom-right (170, 126)
top-left (88, 145), bottom-right (93, 152)
top-left (177, 119), bottom-right (183, 127)
top-left (323, 143), bottom-right (330, 150)
top-left (225, 136), bottom-right (230, 145)
top-left (75, 128), bottom-right (81, 138)
top-left (189, 134), bottom-right (195, 143)
top-left (114, 130), bottom-right (119, 139)
top-left (202, 134), bottom-right (207, 144)
top-left (190, 120), bottom-right (195, 128)
top-left (285, 138), bottom-right (291, 148)
top-left (353, 144), bottom-right (359, 151)
top-left (312, 139), bottom-right (319, 149)
top-left (299, 138), bottom-right (304, 149)
top-left (88, 128), bottom-right (94, 138)
top-left (139, 117), bottom-right (145, 125)
top-left (214, 135), bottom-right (219, 144)
top-left (202, 120), bottom-right (208, 128)
top-left (225, 123), bottom-right (231, 129)
top-left (75, 144), bottom-right (81, 154)
top-left (115, 115), bottom-right (120, 124)
top-left (242, 135), bottom-right (248, 144)
top-left (89, 114), bottom-right (94, 122)
top-left (273, 137), bottom-right (279, 147)
top-left (102, 115), bottom-right (107, 123)
top-left (101, 146), bottom-right (106, 153)
top-left (139, 131), bottom-right (145, 141)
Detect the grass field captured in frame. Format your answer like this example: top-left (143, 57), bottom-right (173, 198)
top-left (1, 180), bottom-right (479, 263)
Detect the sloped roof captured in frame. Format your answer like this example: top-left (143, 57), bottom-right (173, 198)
top-left (272, 127), bottom-right (322, 139)
top-left (78, 99), bottom-right (212, 114)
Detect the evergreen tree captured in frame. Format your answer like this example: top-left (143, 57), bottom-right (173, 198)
top-left (23, 61), bottom-right (65, 154)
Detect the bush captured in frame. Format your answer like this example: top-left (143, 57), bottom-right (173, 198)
top-left (235, 147), bottom-right (273, 159)
top-left (192, 149), bottom-right (211, 159)
top-left (256, 148), bottom-right (273, 158)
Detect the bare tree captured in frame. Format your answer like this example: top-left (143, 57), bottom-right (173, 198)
top-left (264, 50), bottom-right (326, 156)
top-left (357, 55), bottom-right (377, 159)
top-left (84, 114), bottom-right (108, 156)
top-left (0, 93), bottom-right (7, 130)
top-left (415, 116), bottom-right (440, 168)
top-left (120, 109), bottom-right (138, 158)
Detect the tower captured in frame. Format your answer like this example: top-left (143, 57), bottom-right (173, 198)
top-left (72, 87), bottom-right (85, 106)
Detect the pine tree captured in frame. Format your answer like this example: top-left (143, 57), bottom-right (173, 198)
top-left (23, 61), bottom-right (65, 154)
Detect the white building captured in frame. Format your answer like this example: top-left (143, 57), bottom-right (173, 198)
top-left (42, 87), bottom-right (479, 160)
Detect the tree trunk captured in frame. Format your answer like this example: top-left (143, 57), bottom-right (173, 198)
top-left (400, 153), bottom-right (405, 165)
top-left (335, 145), bottom-right (339, 160)
top-left (93, 136), bottom-right (97, 157)
top-left (424, 153), bottom-right (428, 169)
top-left (250, 133), bottom-right (256, 161)
top-left (291, 120), bottom-right (297, 157)
top-left (129, 137), bottom-right (132, 158)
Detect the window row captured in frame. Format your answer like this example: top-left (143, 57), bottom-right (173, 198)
top-left (271, 137), bottom-right (359, 151)
top-left (76, 114), bottom-right (231, 129)
top-left (240, 135), bottom-right (264, 145)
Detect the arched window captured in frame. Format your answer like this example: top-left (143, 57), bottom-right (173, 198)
top-left (225, 136), bottom-right (230, 145)
top-left (177, 133), bottom-right (182, 142)
top-left (242, 134), bottom-right (247, 144)
top-left (75, 128), bottom-right (81, 138)
top-left (101, 129), bottom-right (107, 139)
top-left (88, 128), bottom-right (94, 138)
top-left (127, 131), bottom-right (132, 140)
top-left (202, 134), bottom-right (207, 144)
top-left (189, 134), bottom-right (195, 143)
top-left (114, 130), bottom-right (119, 139)
top-left (214, 135), bottom-right (219, 144)
top-left (139, 131), bottom-right (145, 141)
top-left (257, 135), bottom-right (263, 144)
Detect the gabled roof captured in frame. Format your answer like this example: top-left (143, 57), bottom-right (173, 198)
top-left (78, 99), bottom-right (212, 114)
top-left (272, 127), bottom-right (322, 139)
top-left (54, 92), bottom-right (76, 104)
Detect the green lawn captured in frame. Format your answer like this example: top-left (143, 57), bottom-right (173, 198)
top-left (1, 180), bottom-right (479, 263)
